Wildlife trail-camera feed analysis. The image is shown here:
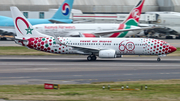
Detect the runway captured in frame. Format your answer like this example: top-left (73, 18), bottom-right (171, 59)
top-left (0, 56), bottom-right (180, 85)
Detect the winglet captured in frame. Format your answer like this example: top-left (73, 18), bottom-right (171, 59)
top-left (10, 6), bottom-right (49, 39)
top-left (52, 33), bottom-right (62, 44)
top-left (79, 32), bottom-right (84, 37)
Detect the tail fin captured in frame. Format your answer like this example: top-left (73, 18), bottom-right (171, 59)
top-left (10, 7), bottom-right (49, 39)
top-left (122, 0), bottom-right (145, 26)
top-left (51, 0), bottom-right (74, 20)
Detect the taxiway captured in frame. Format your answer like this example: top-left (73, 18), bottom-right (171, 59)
top-left (0, 56), bottom-right (180, 85)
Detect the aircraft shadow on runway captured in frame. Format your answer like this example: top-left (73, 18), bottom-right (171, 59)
top-left (0, 59), bottom-right (179, 63)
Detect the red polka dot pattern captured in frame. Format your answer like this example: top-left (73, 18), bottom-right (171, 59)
top-left (142, 38), bottom-right (171, 55)
top-left (25, 37), bottom-right (73, 54)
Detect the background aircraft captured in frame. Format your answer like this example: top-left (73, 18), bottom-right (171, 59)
top-left (11, 6), bottom-right (177, 61)
top-left (34, 0), bottom-right (156, 38)
top-left (0, 0), bottom-right (74, 39)
top-left (138, 12), bottom-right (180, 39)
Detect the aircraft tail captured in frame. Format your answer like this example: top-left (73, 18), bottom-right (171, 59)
top-left (122, 0), bottom-right (145, 26)
top-left (51, 0), bottom-right (74, 20)
top-left (10, 7), bottom-right (49, 39)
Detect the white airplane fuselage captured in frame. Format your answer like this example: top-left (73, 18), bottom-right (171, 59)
top-left (33, 24), bottom-right (141, 38)
top-left (16, 37), bottom-right (176, 57)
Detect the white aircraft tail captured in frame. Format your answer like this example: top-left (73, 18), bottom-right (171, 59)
top-left (10, 6), bottom-right (49, 39)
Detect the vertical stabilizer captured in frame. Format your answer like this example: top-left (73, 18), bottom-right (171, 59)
top-left (10, 7), bottom-right (49, 39)
top-left (122, 0), bottom-right (145, 26)
top-left (109, 0), bottom-right (146, 38)
top-left (52, 0), bottom-right (74, 20)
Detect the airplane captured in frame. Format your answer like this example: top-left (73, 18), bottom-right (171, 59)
top-left (138, 12), bottom-right (180, 39)
top-left (11, 6), bottom-right (177, 61)
top-left (0, 0), bottom-right (74, 37)
top-left (33, 0), bottom-right (157, 38)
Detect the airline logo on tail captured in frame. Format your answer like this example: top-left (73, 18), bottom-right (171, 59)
top-left (132, 9), bottom-right (140, 20)
top-left (123, 0), bottom-right (145, 25)
top-left (15, 17), bottom-right (32, 35)
top-left (62, 3), bottom-right (70, 16)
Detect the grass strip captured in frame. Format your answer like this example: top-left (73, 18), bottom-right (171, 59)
top-left (0, 79), bottom-right (180, 101)
top-left (0, 46), bottom-right (58, 55)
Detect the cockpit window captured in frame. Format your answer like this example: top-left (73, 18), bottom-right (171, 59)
top-left (163, 43), bottom-right (169, 46)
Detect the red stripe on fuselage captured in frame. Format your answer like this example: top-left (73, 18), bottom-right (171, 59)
top-left (83, 33), bottom-right (96, 37)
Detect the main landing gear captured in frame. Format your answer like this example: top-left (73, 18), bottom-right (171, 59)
top-left (87, 55), bottom-right (97, 61)
top-left (157, 57), bottom-right (161, 62)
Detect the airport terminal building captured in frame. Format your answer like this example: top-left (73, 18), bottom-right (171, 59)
top-left (0, 0), bottom-right (180, 19)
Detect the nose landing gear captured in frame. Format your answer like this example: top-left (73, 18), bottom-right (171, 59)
top-left (87, 55), bottom-right (97, 61)
top-left (157, 57), bottom-right (161, 62)
top-left (157, 55), bottom-right (166, 62)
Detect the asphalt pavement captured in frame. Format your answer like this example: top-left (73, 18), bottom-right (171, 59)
top-left (0, 56), bottom-right (180, 85)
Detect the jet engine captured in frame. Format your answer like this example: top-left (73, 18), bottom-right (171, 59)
top-left (99, 50), bottom-right (116, 58)
top-left (137, 30), bottom-right (149, 36)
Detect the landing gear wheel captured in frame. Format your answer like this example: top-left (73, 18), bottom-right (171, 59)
top-left (87, 56), bottom-right (92, 61)
top-left (92, 55), bottom-right (97, 61)
top-left (157, 57), bottom-right (161, 62)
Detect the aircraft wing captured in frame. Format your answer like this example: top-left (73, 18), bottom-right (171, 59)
top-left (92, 26), bottom-right (159, 36)
top-left (53, 34), bottom-right (100, 54)
top-left (67, 45), bottom-right (100, 53)
top-left (49, 19), bottom-right (73, 24)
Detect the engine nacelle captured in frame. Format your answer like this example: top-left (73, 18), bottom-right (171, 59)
top-left (99, 50), bottom-right (116, 58)
top-left (137, 30), bottom-right (149, 36)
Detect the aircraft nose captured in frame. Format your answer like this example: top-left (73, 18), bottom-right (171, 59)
top-left (169, 45), bottom-right (177, 53)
